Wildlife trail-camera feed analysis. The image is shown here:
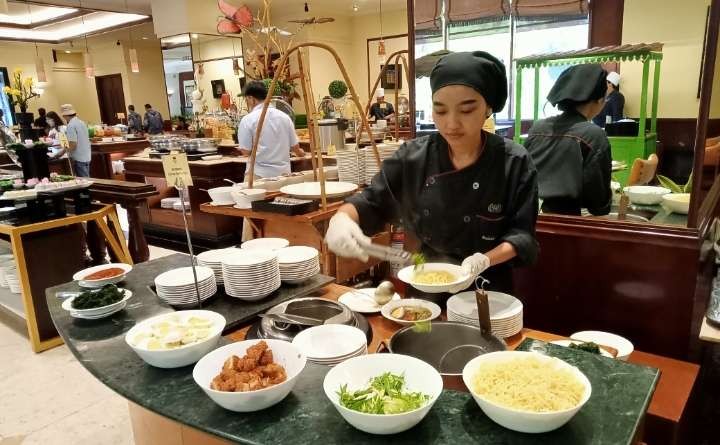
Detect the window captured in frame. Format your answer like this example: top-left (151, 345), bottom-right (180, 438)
top-left (0, 68), bottom-right (13, 127)
top-left (414, 13), bottom-right (588, 123)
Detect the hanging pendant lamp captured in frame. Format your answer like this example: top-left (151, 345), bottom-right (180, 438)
top-left (125, 0), bottom-right (140, 73)
top-left (377, 0), bottom-right (385, 64)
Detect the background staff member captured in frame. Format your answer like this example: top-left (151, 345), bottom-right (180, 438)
top-left (525, 64), bottom-right (612, 216)
top-left (237, 80), bottom-right (304, 179)
top-left (368, 88), bottom-right (395, 122)
top-left (326, 51), bottom-right (538, 293)
top-left (592, 71), bottom-right (625, 127)
top-left (57, 103), bottom-right (92, 178)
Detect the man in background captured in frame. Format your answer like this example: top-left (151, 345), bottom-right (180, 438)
top-left (368, 88), bottom-right (395, 122)
top-left (143, 103), bottom-right (164, 135)
top-left (34, 107), bottom-right (48, 134)
top-left (58, 103), bottom-right (91, 177)
top-left (237, 80), bottom-right (304, 179)
top-left (592, 71), bottom-right (625, 127)
top-left (127, 105), bottom-right (143, 133)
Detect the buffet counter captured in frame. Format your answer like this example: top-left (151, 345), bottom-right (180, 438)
top-left (45, 253), bottom-right (704, 445)
top-left (91, 139), bottom-right (150, 180)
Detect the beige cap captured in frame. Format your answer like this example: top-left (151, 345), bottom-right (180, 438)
top-left (60, 103), bottom-right (77, 116)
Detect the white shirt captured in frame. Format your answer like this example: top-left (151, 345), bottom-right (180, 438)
top-left (237, 104), bottom-right (298, 178)
top-left (65, 116), bottom-right (91, 162)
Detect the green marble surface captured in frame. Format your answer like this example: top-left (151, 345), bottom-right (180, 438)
top-left (46, 256), bottom-right (660, 445)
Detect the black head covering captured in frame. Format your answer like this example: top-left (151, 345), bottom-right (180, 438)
top-left (430, 51), bottom-right (508, 113)
top-left (547, 64), bottom-right (608, 106)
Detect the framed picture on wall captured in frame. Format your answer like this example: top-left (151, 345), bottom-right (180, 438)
top-left (211, 79), bottom-right (226, 98)
top-left (380, 64), bottom-right (402, 90)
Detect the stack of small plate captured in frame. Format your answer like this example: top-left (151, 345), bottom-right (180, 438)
top-left (361, 143), bottom-right (400, 185)
top-left (221, 249), bottom-right (281, 301)
top-left (241, 237), bottom-right (289, 251)
top-left (197, 248), bottom-right (241, 285)
top-left (336, 147), bottom-right (365, 185)
top-left (291, 324), bottom-right (367, 366)
top-left (160, 197), bottom-right (180, 209)
top-left (446, 291), bottom-right (523, 338)
top-left (154, 266), bottom-right (217, 306)
top-left (276, 246), bottom-right (320, 284)
top-left (61, 289), bottom-right (133, 319)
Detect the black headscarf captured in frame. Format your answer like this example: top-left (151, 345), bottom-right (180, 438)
top-left (430, 51), bottom-right (508, 113)
top-left (547, 64), bottom-right (608, 106)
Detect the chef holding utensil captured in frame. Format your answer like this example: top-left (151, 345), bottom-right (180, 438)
top-left (326, 51), bottom-right (538, 293)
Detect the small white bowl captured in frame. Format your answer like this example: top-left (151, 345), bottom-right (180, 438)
top-left (397, 263), bottom-right (471, 294)
top-left (623, 186), bottom-right (671, 205)
top-left (662, 193), bottom-right (690, 215)
top-left (570, 330), bottom-right (634, 360)
top-left (380, 298), bottom-right (441, 326)
top-left (462, 351), bottom-right (592, 433)
top-left (73, 263), bottom-right (133, 288)
top-left (193, 339), bottom-right (306, 412)
top-left (125, 310), bottom-right (226, 368)
top-left (231, 188), bottom-right (266, 208)
top-left (323, 353), bottom-right (443, 435)
top-left (62, 288), bottom-right (133, 317)
top-left (207, 186), bottom-right (236, 205)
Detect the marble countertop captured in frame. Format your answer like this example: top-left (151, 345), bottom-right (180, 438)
top-left (46, 256), bottom-right (660, 444)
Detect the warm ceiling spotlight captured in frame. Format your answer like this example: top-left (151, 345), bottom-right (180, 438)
top-left (191, 33), bottom-right (198, 39)
top-left (65, 50), bottom-right (71, 53)
top-left (352, 4), bottom-right (358, 12)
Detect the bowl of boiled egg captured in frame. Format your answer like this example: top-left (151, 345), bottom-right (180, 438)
top-left (125, 310), bottom-right (226, 368)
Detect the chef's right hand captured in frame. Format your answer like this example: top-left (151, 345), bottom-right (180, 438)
top-left (325, 212), bottom-right (370, 262)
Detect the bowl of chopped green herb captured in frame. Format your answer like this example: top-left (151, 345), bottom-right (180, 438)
top-left (323, 353), bottom-right (443, 434)
top-left (62, 284), bottom-right (132, 318)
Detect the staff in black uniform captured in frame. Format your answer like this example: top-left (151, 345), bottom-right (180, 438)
top-left (524, 64), bottom-right (612, 216)
top-left (592, 71), bottom-right (625, 127)
top-left (325, 51), bottom-right (538, 293)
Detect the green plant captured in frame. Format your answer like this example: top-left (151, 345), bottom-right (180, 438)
top-left (5, 142), bottom-right (26, 152)
top-left (328, 80), bottom-right (348, 99)
top-left (262, 78), bottom-right (296, 98)
top-left (657, 174), bottom-right (692, 193)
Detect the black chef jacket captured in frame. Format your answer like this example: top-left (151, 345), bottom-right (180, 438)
top-left (369, 102), bottom-right (395, 120)
top-left (592, 90), bottom-right (625, 127)
top-left (346, 131), bottom-right (538, 293)
top-left (524, 110), bottom-right (612, 216)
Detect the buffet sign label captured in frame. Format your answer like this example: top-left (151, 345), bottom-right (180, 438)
top-left (162, 152), bottom-right (193, 188)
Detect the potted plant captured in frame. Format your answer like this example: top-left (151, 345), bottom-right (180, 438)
top-left (328, 80), bottom-right (348, 117)
top-left (3, 69), bottom-right (40, 141)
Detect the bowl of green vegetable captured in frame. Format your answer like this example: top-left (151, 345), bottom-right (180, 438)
top-left (61, 284), bottom-right (132, 318)
top-left (323, 353), bottom-right (443, 435)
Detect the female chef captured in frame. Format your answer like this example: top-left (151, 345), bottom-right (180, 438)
top-left (325, 51), bottom-right (538, 293)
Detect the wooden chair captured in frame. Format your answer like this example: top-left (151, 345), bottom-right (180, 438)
top-left (627, 154), bottom-right (659, 186)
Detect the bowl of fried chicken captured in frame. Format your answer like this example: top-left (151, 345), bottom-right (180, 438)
top-left (193, 339), bottom-right (307, 412)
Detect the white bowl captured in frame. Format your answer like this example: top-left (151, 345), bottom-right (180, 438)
top-left (62, 288), bottom-right (133, 316)
top-left (550, 340), bottom-right (615, 358)
top-left (73, 263), bottom-right (133, 288)
top-left (193, 339), bottom-right (306, 412)
top-left (380, 298), bottom-right (441, 326)
top-left (207, 186), bottom-right (236, 205)
top-left (623, 186), bottom-right (671, 205)
top-left (570, 330), bottom-right (634, 360)
top-left (662, 193), bottom-right (690, 215)
top-left (462, 351), bottom-right (592, 433)
top-left (125, 310), bottom-right (226, 368)
top-left (397, 263), bottom-right (472, 294)
top-left (323, 353), bottom-right (443, 435)
top-left (230, 188), bottom-right (266, 208)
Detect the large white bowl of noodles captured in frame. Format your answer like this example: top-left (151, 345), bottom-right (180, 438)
top-left (462, 351), bottom-right (592, 433)
top-left (397, 263), bottom-right (472, 294)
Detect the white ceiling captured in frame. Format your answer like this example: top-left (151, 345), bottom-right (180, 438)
top-left (245, 0), bottom-right (407, 17)
top-left (0, 3), bottom-right (78, 24)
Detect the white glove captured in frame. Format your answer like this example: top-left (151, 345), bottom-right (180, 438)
top-left (325, 212), bottom-right (371, 262)
top-left (461, 253), bottom-right (490, 277)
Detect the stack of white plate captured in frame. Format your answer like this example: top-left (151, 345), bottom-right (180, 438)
top-left (241, 237), bottom-right (289, 251)
top-left (61, 289), bottom-right (133, 320)
top-left (160, 197), bottom-right (181, 209)
top-left (154, 266), bottom-right (217, 306)
top-left (336, 147), bottom-right (365, 185)
top-left (446, 291), bottom-right (523, 338)
top-left (276, 246), bottom-right (320, 284)
top-left (361, 143), bottom-right (400, 185)
top-left (197, 248), bottom-right (241, 285)
top-left (221, 249), bottom-right (281, 301)
top-left (291, 324), bottom-right (367, 366)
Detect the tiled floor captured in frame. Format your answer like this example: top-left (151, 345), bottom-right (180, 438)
top-left (0, 245), bottom-right (177, 445)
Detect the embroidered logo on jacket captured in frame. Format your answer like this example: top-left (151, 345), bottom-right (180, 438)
top-left (487, 203), bottom-right (503, 213)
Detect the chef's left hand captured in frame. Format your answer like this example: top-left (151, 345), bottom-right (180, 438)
top-left (461, 252), bottom-right (490, 277)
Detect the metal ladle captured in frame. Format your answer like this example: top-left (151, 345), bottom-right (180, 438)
top-left (438, 276), bottom-right (497, 374)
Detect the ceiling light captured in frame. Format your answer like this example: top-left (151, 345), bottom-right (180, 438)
top-left (0, 5), bottom-right (78, 25)
top-left (64, 49), bottom-right (71, 53)
top-left (0, 11), bottom-right (148, 42)
top-left (83, 52), bottom-right (94, 78)
top-left (129, 48), bottom-right (139, 73)
top-left (141, 36), bottom-right (148, 40)
top-left (352, 4), bottom-right (358, 12)
top-left (191, 33), bottom-right (198, 39)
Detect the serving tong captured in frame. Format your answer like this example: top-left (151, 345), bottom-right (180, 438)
top-left (359, 241), bottom-right (413, 264)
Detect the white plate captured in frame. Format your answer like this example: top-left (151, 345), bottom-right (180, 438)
top-left (570, 331), bottom-right (634, 360)
top-left (73, 263), bottom-right (133, 288)
top-left (155, 267), bottom-right (214, 288)
top-left (292, 324), bottom-right (367, 360)
top-left (550, 340), bottom-right (615, 358)
top-left (197, 248), bottom-right (241, 263)
top-left (338, 288), bottom-right (401, 313)
top-left (69, 302), bottom-right (127, 319)
top-left (447, 291), bottom-right (523, 321)
top-left (276, 246), bottom-right (319, 264)
top-left (241, 238), bottom-right (290, 251)
top-left (62, 289), bottom-right (132, 316)
top-left (381, 298), bottom-right (442, 326)
top-left (222, 249), bottom-right (277, 266)
top-left (280, 181), bottom-right (358, 199)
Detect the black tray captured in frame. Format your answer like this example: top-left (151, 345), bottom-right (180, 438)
top-left (251, 197), bottom-right (319, 215)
